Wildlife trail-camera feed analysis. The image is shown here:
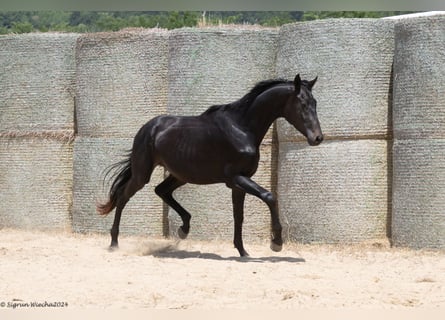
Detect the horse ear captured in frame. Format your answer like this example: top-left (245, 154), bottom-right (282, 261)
top-left (308, 76), bottom-right (318, 90)
top-left (294, 74), bottom-right (302, 93)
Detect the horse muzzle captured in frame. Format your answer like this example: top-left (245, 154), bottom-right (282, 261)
top-left (307, 133), bottom-right (324, 146)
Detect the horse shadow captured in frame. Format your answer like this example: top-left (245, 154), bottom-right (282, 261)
top-left (151, 249), bottom-right (305, 263)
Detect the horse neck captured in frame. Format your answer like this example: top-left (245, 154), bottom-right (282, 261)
top-left (243, 85), bottom-right (291, 146)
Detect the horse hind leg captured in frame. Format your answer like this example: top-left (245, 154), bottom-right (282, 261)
top-left (109, 176), bottom-right (147, 248)
top-left (110, 156), bottom-right (154, 248)
top-left (155, 175), bottom-right (190, 239)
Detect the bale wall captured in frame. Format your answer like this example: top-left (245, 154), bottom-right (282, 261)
top-left (168, 27), bottom-right (279, 115)
top-left (277, 19), bottom-right (395, 140)
top-left (0, 33), bottom-right (78, 231)
top-left (167, 27), bottom-right (279, 241)
top-left (72, 29), bottom-right (169, 236)
top-left (0, 33), bottom-right (79, 133)
top-left (1, 21), bottom-right (444, 249)
top-left (276, 19), bottom-right (394, 243)
top-left (75, 29), bottom-right (169, 137)
top-left (278, 140), bottom-right (388, 243)
top-left (0, 137), bottom-right (73, 231)
top-left (392, 16), bottom-right (445, 249)
top-left (392, 140), bottom-right (445, 248)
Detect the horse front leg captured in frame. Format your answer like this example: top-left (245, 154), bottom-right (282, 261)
top-left (232, 188), bottom-right (249, 257)
top-left (233, 175), bottom-right (283, 253)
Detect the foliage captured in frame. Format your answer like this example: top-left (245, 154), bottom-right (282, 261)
top-left (0, 11), bottom-right (416, 34)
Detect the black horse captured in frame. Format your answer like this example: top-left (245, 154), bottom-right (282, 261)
top-left (98, 74), bottom-right (323, 257)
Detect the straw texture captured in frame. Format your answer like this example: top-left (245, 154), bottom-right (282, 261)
top-left (168, 27), bottom-right (278, 117)
top-left (393, 16), bottom-right (445, 139)
top-left (166, 27), bottom-right (279, 240)
top-left (72, 136), bottom-right (165, 235)
top-left (392, 139), bottom-right (445, 249)
top-left (75, 29), bottom-right (169, 138)
top-left (392, 16), bottom-right (445, 249)
top-left (0, 137), bottom-right (73, 231)
top-left (276, 19), bottom-right (394, 244)
top-left (73, 29), bottom-right (169, 236)
top-left (276, 19), bottom-right (395, 142)
top-left (0, 33), bottom-right (79, 133)
top-left (0, 33), bottom-right (77, 232)
top-left (278, 140), bottom-right (389, 243)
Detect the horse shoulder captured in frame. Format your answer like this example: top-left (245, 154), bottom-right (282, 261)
top-left (209, 113), bottom-right (257, 156)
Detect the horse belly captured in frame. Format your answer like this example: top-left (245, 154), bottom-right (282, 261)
top-left (155, 127), bottom-right (233, 184)
top-left (166, 157), bottom-right (228, 185)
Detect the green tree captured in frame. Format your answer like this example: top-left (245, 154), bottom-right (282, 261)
top-left (11, 21), bottom-right (33, 33)
top-left (0, 11), bottom-right (418, 34)
top-left (69, 12), bottom-right (100, 29)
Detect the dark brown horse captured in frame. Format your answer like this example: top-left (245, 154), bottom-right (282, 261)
top-left (98, 74), bottom-right (323, 256)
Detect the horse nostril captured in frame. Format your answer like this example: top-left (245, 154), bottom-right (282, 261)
top-left (315, 135), bottom-right (323, 143)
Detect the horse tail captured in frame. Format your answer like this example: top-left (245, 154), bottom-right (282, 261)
top-left (97, 156), bottom-right (132, 216)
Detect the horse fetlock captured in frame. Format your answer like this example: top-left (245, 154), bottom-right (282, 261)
top-left (234, 242), bottom-right (249, 257)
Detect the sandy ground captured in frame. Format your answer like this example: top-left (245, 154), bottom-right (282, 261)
top-left (0, 228), bottom-right (444, 309)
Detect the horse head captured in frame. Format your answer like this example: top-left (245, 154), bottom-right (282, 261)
top-left (283, 74), bottom-right (323, 146)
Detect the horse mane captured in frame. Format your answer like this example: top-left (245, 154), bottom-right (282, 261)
top-left (202, 79), bottom-right (293, 116)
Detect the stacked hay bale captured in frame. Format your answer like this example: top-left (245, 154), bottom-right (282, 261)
top-left (167, 27), bottom-right (279, 241)
top-left (276, 19), bottom-right (394, 243)
top-left (392, 16), bottom-right (445, 249)
top-left (73, 29), bottom-right (169, 236)
top-left (0, 33), bottom-right (79, 231)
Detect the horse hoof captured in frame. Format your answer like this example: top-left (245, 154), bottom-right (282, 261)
top-left (177, 227), bottom-right (188, 239)
top-left (270, 242), bottom-right (282, 252)
top-left (108, 244), bottom-right (119, 252)
top-left (240, 251), bottom-right (250, 257)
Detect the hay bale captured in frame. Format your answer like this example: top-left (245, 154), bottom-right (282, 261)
top-left (72, 136), bottom-right (165, 236)
top-left (392, 16), bottom-right (445, 249)
top-left (168, 142), bottom-right (275, 241)
top-left (275, 19), bottom-right (393, 244)
top-left (0, 33), bottom-right (79, 133)
top-left (276, 19), bottom-right (395, 142)
top-left (168, 27), bottom-right (279, 117)
top-left (393, 16), bottom-right (445, 140)
top-left (392, 139), bottom-right (445, 249)
top-left (75, 29), bottom-right (169, 138)
top-left (384, 11), bottom-right (445, 20)
top-left (0, 137), bottom-right (73, 231)
top-left (166, 27), bottom-right (279, 240)
top-left (278, 140), bottom-right (389, 243)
